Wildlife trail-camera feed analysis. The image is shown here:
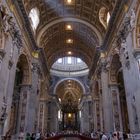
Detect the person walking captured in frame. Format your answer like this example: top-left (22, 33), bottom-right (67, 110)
top-left (101, 132), bottom-right (108, 140)
top-left (25, 133), bottom-right (31, 140)
top-left (111, 133), bottom-right (118, 140)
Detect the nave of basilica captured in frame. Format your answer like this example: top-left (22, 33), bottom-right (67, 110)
top-left (0, 0), bottom-right (140, 139)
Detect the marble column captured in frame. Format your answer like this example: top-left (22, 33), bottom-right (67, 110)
top-left (25, 62), bottom-right (39, 134)
top-left (0, 50), bottom-right (6, 137)
top-left (49, 99), bottom-right (59, 132)
top-left (38, 101), bottom-right (48, 134)
top-left (16, 85), bottom-right (32, 135)
top-left (93, 99), bottom-right (98, 131)
top-left (80, 97), bottom-right (90, 133)
top-left (100, 58), bottom-right (114, 133)
top-left (119, 35), bottom-right (140, 133)
top-left (109, 84), bottom-right (123, 132)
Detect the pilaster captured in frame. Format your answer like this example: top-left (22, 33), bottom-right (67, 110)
top-left (109, 83), bottom-right (123, 132)
top-left (100, 57), bottom-right (114, 133)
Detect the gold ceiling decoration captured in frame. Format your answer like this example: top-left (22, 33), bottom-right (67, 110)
top-left (22, 0), bottom-right (117, 69)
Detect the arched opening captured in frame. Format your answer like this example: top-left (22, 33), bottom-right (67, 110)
top-left (29, 7), bottom-right (40, 32)
top-left (110, 54), bottom-right (130, 132)
top-left (55, 79), bottom-right (84, 131)
top-left (9, 54), bottom-right (30, 136)
top-left (51, 56), bottom-right (89, 77)
top-left (99, 7), bottom-right (111, 29)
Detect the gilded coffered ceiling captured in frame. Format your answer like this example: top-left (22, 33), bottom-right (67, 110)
top-left (21, 0), bottom-right (117, 69)
top-left (41, 21), bottom-right (100, 68)
top-left (23, 0), bottom-right (116, 32)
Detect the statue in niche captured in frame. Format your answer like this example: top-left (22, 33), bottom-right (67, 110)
top-left (130, 9), bottom-right (136, 29)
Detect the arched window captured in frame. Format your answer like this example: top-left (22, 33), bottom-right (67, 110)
top-left (77, 58), bottom-right (82, 63)
top-left (67, 57), bottom-right (72, 64)
top-left (29, 7), bottom-right (40, 31)
top-left (99, 7), bottom-right (110, 29)
top-left (57, 58), bottom-right (62, 63)
top-left (107, 12), bottom-right (111, 25)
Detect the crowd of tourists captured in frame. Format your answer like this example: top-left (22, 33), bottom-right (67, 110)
top-left (1, 130), bottom-right (129, 140)
top-left (90, 131), bottom-right (129, 140)
top-left (23, 131), bottom-right (129, 140)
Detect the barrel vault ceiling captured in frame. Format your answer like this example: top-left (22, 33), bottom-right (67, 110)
top-left (21, 0), bottom-right (117, 69)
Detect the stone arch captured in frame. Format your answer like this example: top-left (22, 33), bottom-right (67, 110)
top-left (8, 54), bottom-right (31, 135)
top-left (99, 7), bottom-right (110, 29)
top-left (16, 54), bottom-right (31, 85)
top-left (37, 17), bottom-right (103, 46)
top-left (54, 78), bottom-right (85, 95)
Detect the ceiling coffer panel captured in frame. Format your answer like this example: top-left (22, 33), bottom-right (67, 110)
top-left (40, 22), bottom-right (99, 69)
top-left (23, 0), bottom-right (116, 34)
